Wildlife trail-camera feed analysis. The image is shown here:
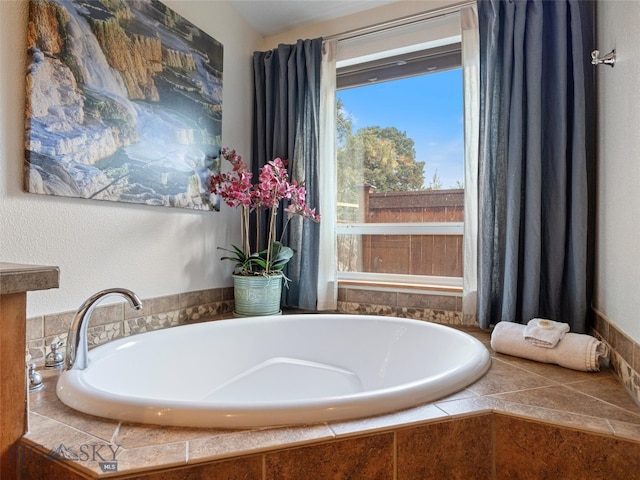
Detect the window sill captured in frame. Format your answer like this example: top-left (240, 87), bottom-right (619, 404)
top-left (338, 280), bottom-right (462, 295)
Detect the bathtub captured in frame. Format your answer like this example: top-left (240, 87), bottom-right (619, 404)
top-left (56, 314), bottom-right (490, 428)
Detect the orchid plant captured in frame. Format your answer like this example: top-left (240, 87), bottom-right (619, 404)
top-left (209, 147), bottom-right (320, 277)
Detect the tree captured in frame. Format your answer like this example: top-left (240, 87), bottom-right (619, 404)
top-left (427, 170), bottom-right (443, 190)
top-left (337, 101), bottom-right (425, 206)
top-left (336, 99), bottom-right (352, 147)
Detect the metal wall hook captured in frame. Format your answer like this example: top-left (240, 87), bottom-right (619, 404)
top-left (591, 49), bottom-right (616, 68)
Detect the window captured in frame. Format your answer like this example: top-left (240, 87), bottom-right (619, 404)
top-left (335, 43), bottom-right (464, 290)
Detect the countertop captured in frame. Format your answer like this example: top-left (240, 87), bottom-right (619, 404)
top-left (0, 262), bottom-right (59, 295)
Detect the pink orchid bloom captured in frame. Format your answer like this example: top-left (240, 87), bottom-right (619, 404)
top-left (209, 147), bottom-right (320, 274)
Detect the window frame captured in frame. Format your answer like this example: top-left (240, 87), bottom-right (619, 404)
top-left (335, 44), bottom-right (465, 290)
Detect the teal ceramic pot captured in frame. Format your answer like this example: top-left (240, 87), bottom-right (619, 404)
top-left (232, 273), bottom-right (283, 317)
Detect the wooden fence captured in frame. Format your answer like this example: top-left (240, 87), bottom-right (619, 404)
top-left (338, 188), bottom-right (464, 278)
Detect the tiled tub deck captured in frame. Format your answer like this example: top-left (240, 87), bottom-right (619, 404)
top-left (19, 327), bottom-right (640, 479)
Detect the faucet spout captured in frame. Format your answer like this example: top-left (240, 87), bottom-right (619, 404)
top-left (66, 288), bottom-right (142, 371)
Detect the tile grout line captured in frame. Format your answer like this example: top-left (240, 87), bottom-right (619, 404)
top-left (563, 382), bottom-right (640, 420)
top-left (110, 422), bottom-right (121, 446)
top-left (393, 430), bottom-right (397, 480)
top-left (488, 355), bottom-right (570, 386)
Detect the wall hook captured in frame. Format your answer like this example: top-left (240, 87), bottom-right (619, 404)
top-left (591, 49), bottom-right (616, 68)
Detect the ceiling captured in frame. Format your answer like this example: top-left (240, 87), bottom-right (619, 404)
top-left (228, 0), bottom-right (396, 37)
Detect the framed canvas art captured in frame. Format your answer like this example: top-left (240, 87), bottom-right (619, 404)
top-left (24, 0), bottom-right (223, 211)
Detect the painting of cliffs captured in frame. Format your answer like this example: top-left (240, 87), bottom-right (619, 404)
top-left (24, 0), bottom-right (223, 210)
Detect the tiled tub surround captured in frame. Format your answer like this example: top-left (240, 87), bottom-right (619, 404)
top-left (25, 287), bottom-right (235, 365)
top-left (337, 285), bottom-right (470, 326)
top-left (19, 328), bottom-right (640, 479)
top-left (25, 284), bottom-right (640, 410)
top-left (337, 284), bottom-right (640, 408)
top-left (593, 309), bottom-right (640, 407)
top-left (27, 286), bottom-right (466, 365)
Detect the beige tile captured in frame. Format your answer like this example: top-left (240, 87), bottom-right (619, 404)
top-left (114, 441), bottom-right (187, 474)
top-left (20, 317), bottom-right (640, 479)
top-left (189, 424), bottom-right (335, 464)
top-left (44, 310), bottom-right (74, 337)
top-left (28, 377), bottom-right (119, 443)
top-left (435, 395), bottom-right (503, 417)
top-left (346, 289), bottom-right (397, 306)
top-left (611, 324), bottom-right (634, 366)
top-left (125, 294), bottom-right (180, 319)
top-left (566, 375), bottom-right (640, 416)
top-left (329, 403), bottom-right (448, 437)
top-left (437, 387), bottom-right (479, 403)
top-left (115, 423), bottom-right (224, 449)
top-left (222, 286), bottom-right (235, 301)
top-left (149, 294), bottom-right (181, 314)
top-left (180, 289), bottom-right (220, 309)
top-left (337, 287), bottom-right (347, 302)
top-left (22, 413), bottom-right (115, 478)
top-left (496, 404), bottom-right (613, 436)
top-left (593, 311), bottom-right (610, 343)
top-left (467, 357), bottom-right (554, 395)
top-left (491, 351), bottom-right (612, 384)
top-left (608, 419), bottom-right (640, 441)
top-left (91, 302), bottom-right (126, 326)
top-left (26, 316), bottom-right (44, 340)
top-left (490, 384), bottom-right (640, 425)
top-left (397, 292), bottom-right (458, 310)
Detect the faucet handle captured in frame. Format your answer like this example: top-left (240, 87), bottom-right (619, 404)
top-left (27, 362), bottom-right (44, 392)
top-left (45, 339), bottom-right (65, 369)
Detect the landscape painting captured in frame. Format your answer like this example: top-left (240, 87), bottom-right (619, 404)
top-left (24, 0), bottom-right (223, 210)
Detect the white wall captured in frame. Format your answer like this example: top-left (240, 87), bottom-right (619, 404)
top-left (595, 0), bottom-right (640, 343)
top-left (0, 0), bottom-right (261, 317)
top-left (260, 0), bottom-right (458, 49)
top-left (4, 0), bottom-right (636, 342)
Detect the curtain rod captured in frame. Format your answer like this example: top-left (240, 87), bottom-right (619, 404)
top-left (325, 0), bottom-right (475, 42)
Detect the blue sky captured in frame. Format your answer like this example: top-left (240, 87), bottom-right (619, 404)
top-left (337, 68), bottom-right (464, 189)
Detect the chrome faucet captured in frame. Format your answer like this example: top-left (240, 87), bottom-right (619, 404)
top-left (66, 288), bottom-right (142, 371)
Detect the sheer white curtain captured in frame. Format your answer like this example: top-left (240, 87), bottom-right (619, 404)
top-left (461, 5), bottom-right (479, 325)
top-left (316, 39), bottom-right (338, 310)
top-left (317, 8), bottom-right (477, 312)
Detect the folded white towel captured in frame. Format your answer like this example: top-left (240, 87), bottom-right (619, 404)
top-left (491, 322), bottom-right (609, 372)
top-left (523, 318), bottom-right (570, 348)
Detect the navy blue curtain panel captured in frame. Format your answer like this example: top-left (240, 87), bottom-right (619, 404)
top-left (477, 0), bottom-right (596, 332)
top-left (252, 38), bottom-right (322, 310)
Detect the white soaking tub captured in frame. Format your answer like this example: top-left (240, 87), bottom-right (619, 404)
top-left (56, 314), bottom-right (490, 428)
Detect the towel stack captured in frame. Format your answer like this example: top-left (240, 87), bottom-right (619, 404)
top-left (523, 318), bottom-right (570, 348)
top-left (490, 318), bottom-right (608, 372)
